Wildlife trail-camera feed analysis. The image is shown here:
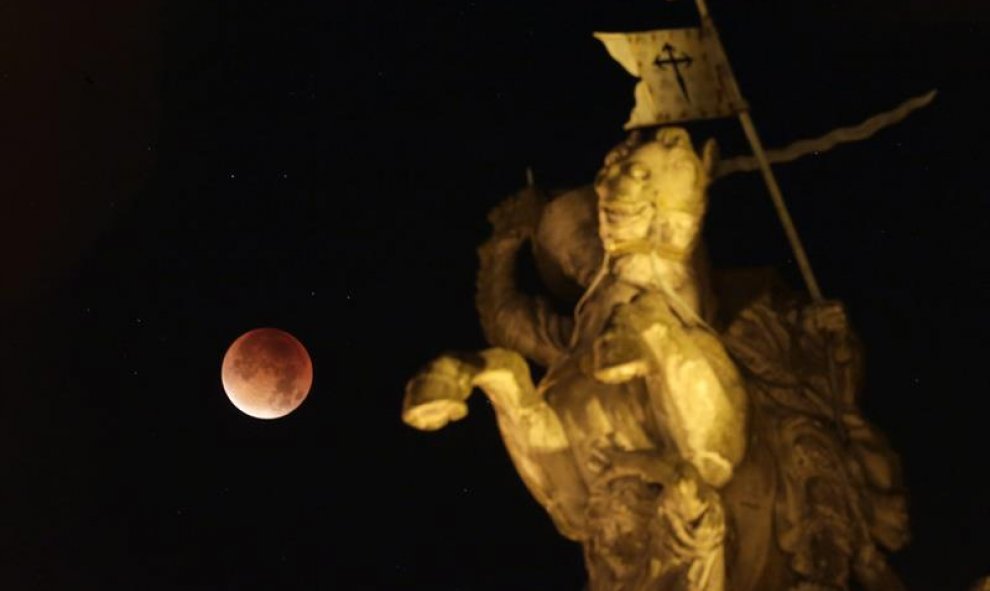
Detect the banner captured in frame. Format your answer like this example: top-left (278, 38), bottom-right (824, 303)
top-left (595, 24), bottom-right (746, 128)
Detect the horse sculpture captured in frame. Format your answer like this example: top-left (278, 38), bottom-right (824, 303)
top-left (402, 127), bottom-right (909, 591)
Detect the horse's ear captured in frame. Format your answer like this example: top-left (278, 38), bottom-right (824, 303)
top-left (702, 138), bottom-right (719, 179)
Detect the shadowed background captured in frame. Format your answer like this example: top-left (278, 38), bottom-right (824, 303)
top-left (1, 1), bottom-right (987, 589)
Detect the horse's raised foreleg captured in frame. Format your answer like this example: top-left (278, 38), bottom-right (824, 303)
top-left (402, 348), bottom-right (589, 539)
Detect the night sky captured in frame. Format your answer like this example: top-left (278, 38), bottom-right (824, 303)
top-left (2, 1), bottom-right (988, 589)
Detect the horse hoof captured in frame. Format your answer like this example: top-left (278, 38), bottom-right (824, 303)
top-left (402, 365), bottom-right (472, 430)
top-left (593, 332), bottom-right (649, 383)
top-left (402, 397), bottom-right (468, 431)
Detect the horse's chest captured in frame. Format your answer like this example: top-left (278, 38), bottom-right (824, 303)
top-left (541, 360), bottom-right (658, 452)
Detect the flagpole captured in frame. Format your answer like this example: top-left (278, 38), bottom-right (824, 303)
top-left (691, 0), bottom-right (824, 301)
top-left (693, 0), bottom-right (710, 19)
top-left (686, 0), bottom-right (855, 444)
top-left (737, 113), bottom-right (823, 300)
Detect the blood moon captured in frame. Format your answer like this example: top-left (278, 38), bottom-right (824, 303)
top-left (221, 328), bottom-right (313, 419)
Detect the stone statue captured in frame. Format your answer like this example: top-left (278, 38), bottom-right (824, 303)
top-left (402, 127), bottom-right (909, 591)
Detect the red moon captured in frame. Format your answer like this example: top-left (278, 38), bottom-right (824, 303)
top-left (221, 328), bottom-right (313, 419)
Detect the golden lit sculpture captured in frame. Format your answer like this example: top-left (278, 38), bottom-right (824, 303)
top-left (402, 128), bottom-right (908, 591)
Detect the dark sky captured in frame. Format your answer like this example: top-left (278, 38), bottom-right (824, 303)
top-left (2, 1), bottom-right (988, 589)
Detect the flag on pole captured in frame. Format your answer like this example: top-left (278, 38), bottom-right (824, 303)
top-left (595, 23), bottom-right (746, 129)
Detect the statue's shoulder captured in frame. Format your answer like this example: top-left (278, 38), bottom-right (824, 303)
top-left (710, 266), bottom-right (806, 332)
top-left (710, 267), bottom-right (815, 385)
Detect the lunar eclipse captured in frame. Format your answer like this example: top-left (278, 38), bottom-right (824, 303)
top-left (221, 328), bottom-right (313, 419)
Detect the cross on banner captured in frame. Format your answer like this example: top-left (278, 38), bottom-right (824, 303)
top-left (594, 23), bottom-right (746, 129)
top-left (654, 43), bottom-right (694, 102)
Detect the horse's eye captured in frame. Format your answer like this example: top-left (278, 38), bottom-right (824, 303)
top-left (627, 162), bottom-right (650, 180)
